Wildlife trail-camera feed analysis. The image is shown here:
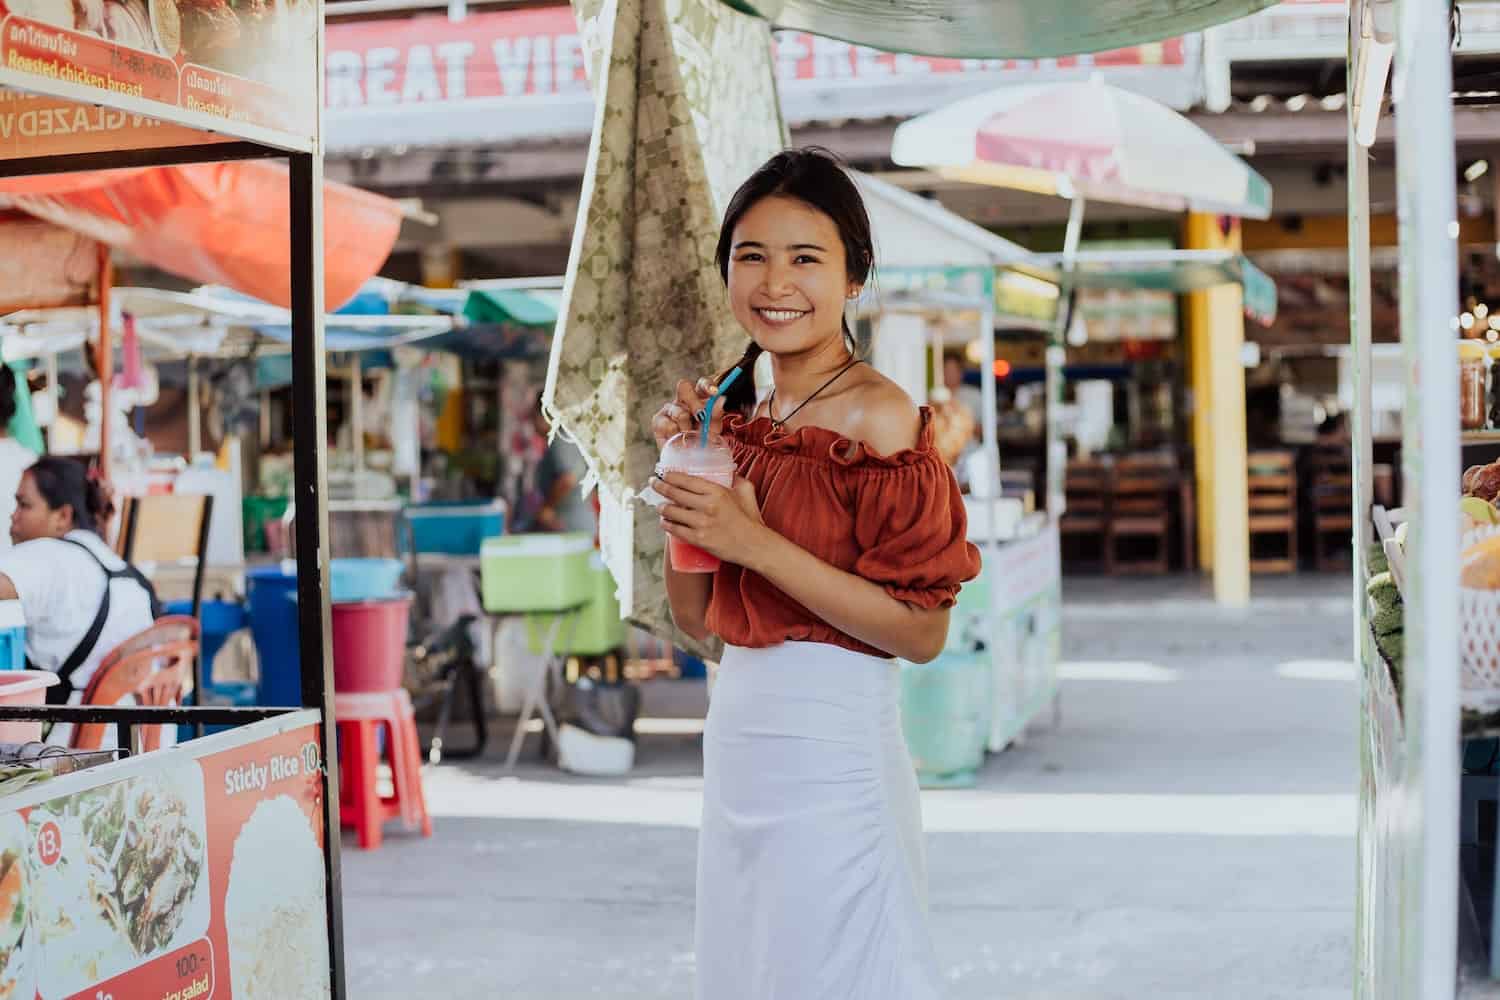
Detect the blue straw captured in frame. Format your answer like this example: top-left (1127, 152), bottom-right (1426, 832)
top-left (700, 366), bottom-right (743, 448)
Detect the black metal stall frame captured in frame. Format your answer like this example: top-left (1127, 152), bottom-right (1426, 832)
top-left (0, 140), bottom-right (345, 994)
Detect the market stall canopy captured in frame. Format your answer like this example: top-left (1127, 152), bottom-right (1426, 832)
top-left (403, 282), bottom-right (561, 326)
top-left (1, 278), bottom-right (566, 361)
top-left (718, 0), bottom-right (1278, 59)
top-left (850, 171), bottom-right (1059, 326)
top-left (891, 79), bottom-right (1273, 219)
top-left (0, 162), bottom-right (403, 310)
top-left (0, 285), bottom-right (453, 363)
top-left (855, 171), bottom-right (1036, 272)
top-left (1034, 249), bottom-right (1279, 325)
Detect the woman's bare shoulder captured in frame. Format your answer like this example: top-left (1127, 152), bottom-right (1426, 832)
top-left (845, 369), bottom-right (922, 455)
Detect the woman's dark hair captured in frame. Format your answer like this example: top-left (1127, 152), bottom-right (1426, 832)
top-left (0, 367), bottom-right (18, 430)
top-left (26, 456), bottom-right (112, 535)
top-left (714, 147), bottom-right (875, 415)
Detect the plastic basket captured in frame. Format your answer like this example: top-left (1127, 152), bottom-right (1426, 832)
top-left (330, 558), bottom-right (405, 603)
top-left (526, 555), bottom-right (625, 657)
top-left (482, 533), bottom-right (593, 613)
top-left (242, 495), bottom-right (290, 554)
top-left (0, 671), bottom-right (59, 743)
top-left (1458, 525), bottom-right (1500, 710)
top-left (405, 501), bottom-right (507, 555)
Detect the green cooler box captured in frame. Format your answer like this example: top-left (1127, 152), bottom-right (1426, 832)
top-left (526, 554), bottom-right (625, 657)
top-left (899, 648), bottom-right (992, 788)
top-left (482, 533), bottom-right (594, 613)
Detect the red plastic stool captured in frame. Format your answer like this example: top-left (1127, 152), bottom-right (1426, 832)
top-left (336, 689), bottom-right (432, 850)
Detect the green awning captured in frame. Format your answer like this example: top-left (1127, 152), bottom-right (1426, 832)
top-left (719, 0), bottom-right (1280, 60)
top-left (1035, 249), bottom-right (1279, 325)
top-left (462, 288), bottom-right (561, 327)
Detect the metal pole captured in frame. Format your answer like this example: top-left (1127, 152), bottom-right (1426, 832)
top-left (1047, 195), bottom-right (1086, 517)
top-left (350, 355), bottom-right (364, 474)
top-left (96, 245), bottom-right (113, 478)
top-left (979, 295), bottom-right (999, 505)
top-left (289, 149), bottom-right (346, 999)
top-left (187, 355), bottom-right (202, 459)
top-left (44, 350), bottom-right (58, 432)
top-left (1394, 0), bottom-right (1461, 992)
top-left (1347, 7), bottom-right (1379, 993)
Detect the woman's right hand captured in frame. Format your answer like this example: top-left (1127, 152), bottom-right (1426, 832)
top-left (652, 378), bottom-right (722, 449)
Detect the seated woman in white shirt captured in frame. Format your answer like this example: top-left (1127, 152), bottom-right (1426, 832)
top-left (0, 457), bottom-right (157, 744)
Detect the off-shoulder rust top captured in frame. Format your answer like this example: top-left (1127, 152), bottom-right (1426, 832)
top-left (704, 406), bottom-right (982, 659)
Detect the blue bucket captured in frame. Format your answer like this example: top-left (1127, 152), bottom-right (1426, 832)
top-left (165, 599), bottom-right (246, 690)
top-left (247, 565), bottom-right (301, 708)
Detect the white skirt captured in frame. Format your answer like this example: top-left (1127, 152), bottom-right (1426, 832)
top-left (695, 642), bottom-right (945, 1000)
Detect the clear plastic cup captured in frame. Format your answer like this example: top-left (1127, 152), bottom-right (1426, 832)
top-left (660, 432), bottom-right (736, 573)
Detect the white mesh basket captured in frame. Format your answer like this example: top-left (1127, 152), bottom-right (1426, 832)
top-left (1460, 524), bottom-right (1500, 710)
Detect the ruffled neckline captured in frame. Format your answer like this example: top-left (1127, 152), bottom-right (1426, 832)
top-left (723, 406), bottom-right (939, 469)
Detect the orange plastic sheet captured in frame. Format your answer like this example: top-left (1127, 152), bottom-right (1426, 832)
top-left (0, 161), bottom-right (402, 309)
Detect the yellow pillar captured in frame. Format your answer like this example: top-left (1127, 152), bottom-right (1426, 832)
top-left (1184, 213), bottom-right (1251, 606)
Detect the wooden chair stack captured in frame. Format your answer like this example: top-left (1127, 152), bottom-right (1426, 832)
top-left (1247, 451), bottom-right (1298, 573)
top-left (1307, 447), bottom-right (1355, 571)
top-left (1060, 459), bottom-right (1111, 573)
top-left (1105, 453), bottom-right (1176, 575)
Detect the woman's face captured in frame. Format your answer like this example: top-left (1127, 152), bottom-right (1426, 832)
top-left (727, 194), bottom-right (860, 357)
top-left (11, 472), bottom-right (70, 545)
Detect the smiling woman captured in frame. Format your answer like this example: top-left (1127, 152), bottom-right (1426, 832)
top-left (648, 148), bottom-right (981, 1000)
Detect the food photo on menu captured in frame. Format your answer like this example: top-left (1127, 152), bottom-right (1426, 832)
top-left (0, 816), bottom-right (31, 1000)
top-left (2, 0), bottom-right (315, 83)
top-left (22, 763), bottom-right (209, 999)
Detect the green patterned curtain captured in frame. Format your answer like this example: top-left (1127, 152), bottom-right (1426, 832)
top-left (548, 0), bottom-right (787, 654)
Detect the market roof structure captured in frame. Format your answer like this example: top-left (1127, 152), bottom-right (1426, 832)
top-left (1033, 248), bottom-right (1279, 325)
top-left (718, 0), bottom-right (1280, 59)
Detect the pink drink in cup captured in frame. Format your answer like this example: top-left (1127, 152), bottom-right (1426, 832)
top-left (661, 431), bottom-right (736, 573)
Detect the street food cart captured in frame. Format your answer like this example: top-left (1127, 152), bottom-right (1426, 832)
top-left (0, 0), bottom-right (349, 993)
top-left (852, 171), bottom-right (1064, 751)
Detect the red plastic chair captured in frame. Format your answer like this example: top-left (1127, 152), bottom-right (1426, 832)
top-left (71, 616), bottom-right (198, 753)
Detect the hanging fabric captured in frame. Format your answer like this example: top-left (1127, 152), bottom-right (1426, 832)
top-left (548, 0), bottom-right (786, 654)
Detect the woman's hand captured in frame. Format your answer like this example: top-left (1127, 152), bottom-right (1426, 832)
top-left (651, 378), bottom-right (725, 449)
top-left (656, 473), bottom-right (767, 568)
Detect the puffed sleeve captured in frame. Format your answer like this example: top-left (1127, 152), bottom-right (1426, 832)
top-left (851, 453), bottom-right (982, 610)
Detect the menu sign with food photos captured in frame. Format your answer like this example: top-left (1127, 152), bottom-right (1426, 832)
top-left (0, 0), bottom-right (316, 147)
top-left (0, 712), bottom-right (331, 1000)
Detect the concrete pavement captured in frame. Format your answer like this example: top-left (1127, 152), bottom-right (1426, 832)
top-left (341, 574), bottom-right (1357, 999)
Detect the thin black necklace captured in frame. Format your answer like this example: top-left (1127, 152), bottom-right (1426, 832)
top-left (767, 359), bottom-right (862, 430)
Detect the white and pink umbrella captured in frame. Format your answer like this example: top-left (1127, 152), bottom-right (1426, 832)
top-left (891, 79), bottom-right (1272, 220)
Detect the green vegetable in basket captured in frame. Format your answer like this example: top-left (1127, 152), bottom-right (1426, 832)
top-left (0, 765), bottom-right (49, 798)
top-left (1370, 603), bottom-right (1404, 637)
top-left (1367, 572), bottom-right (1401, 609)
